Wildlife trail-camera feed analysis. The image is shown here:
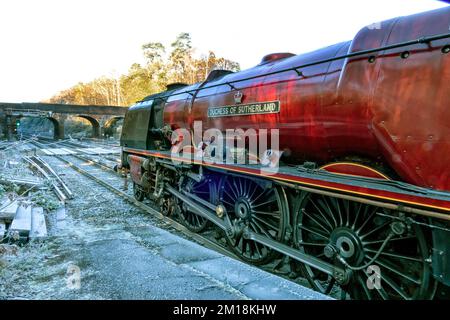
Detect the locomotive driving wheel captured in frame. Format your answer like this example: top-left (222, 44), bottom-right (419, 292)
top-left (133, 182), bottom-right (145, 201)
top-left (158, 195), bottom-right (177, 216)
top-left (293, 193), bottom-right (436, 300)
top-left (219, 175), bottom-right (288, 265)
top-left (177, 176), bottom-right (218, 233)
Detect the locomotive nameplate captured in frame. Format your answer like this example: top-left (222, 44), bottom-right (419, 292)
top-left (208, 100), bottom-right (280, 118)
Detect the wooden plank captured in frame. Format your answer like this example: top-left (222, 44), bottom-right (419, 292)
top-left (9, 205), bottom-right (32, 237)
top-left (30, 207), bottom-right (47, 239)
top-left (0, 200), bottom-right (19, 221)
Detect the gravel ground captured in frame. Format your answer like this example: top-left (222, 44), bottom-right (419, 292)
top-left (0, 153), bottom-right (248, 299)
top-left (0, 144), bottom-right (326, 300)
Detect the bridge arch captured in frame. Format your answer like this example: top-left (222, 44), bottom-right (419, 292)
top-left (103, 116), bottom-right (124, 138)
top-left (47, 117), bottom-right (62, 139)
top-left (15, 116), bottom-right (63, 140)
top-left (77, 115), bottom-right (100, 138)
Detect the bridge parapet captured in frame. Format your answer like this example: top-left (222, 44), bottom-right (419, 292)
top-left (0, 102), bottom-right (127, 116)
top-left (0, 102), bottom-right (127, 140)
top-left (4, 108), bottom-right (51, 118)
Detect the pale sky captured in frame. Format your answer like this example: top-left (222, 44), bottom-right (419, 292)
top-left (0, 0), bottom-right (447, 103)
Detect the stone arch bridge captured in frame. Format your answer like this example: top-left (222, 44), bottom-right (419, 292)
top-left (0, 102), bottom-right (127, 140)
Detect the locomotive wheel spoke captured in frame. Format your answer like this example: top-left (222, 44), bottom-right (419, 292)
top-left (293, 192), bottom-right (436, 300)
top-left (356, 207), bottom-right (377, 234)
top-left (357, 274), bottom-right (373, 299)
top-left (363, 236), bottom-right (416, 245)
top-left (302, 209), bottom-right (332, 234)
top-left (178, 176), bottom-right (218, 233)
top-left (359, 220), bottom-right (391, 240)
top-left (317, 197), bottom-right (338, 228)
top-left (376, 287), bottom-right (390, 300)
top-left (252, 198), bottom-right (277, 208)
top-left (252, 211), bottom-right (280, 218)
top-left (297, 225), bottom-right (329, 241)
top-left (252, 215), bottom-right (278, 231)
top-left (365, 255), bottom-right (422, 284)
top-left (220, 175), bottom-right (288, 265)
top-left (378, 271), bottom-right (410, 300)
top-left (310, 200), bottom-right (335, 231)
top-left (364, 248), bottom-right (423, 263)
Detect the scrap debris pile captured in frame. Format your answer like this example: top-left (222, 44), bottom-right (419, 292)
top-left (0, 139), bottom-right (68, 245)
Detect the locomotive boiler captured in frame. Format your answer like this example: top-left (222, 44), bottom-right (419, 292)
top-left (120, 7), bottom-right (450, 299)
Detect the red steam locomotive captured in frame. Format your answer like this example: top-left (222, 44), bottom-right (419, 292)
top-left (120, 7), bottom-right (450, 299)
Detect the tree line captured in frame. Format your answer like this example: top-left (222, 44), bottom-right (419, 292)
top-left (46, 33), bottom-right (240, 106)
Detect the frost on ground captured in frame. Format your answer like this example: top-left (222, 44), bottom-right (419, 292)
top-left (0, 149), bottom-right (208, 299)
top-left (0, 152), bottom-right (146, 299)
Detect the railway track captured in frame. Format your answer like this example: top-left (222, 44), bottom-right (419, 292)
top-left (26, 137), bottom-right (320, 298)
top-left (22, 154), bottom-right (73, 202)
top-left (26, 140), bottom-right (241, 258)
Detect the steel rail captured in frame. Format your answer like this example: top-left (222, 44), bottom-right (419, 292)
top-left (51, 154), bottom-right (240, 261)
top-left (32, 155), bottom-right (74, 199)
top-left (22, 155), bottom-right (67, 202)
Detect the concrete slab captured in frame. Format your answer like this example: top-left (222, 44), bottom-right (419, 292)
top-left (120, 225), bottom-right (331, 300)
top-left (0, 199), bottom-right (19, 220)
top-left (55, 207), bottom-right (67, 230)
top-left (30, 207), bottom-right (47, 238)
top-left (240, 276), bottom-right (329, 300)
top-left (159, 242), bottom-right (222, 264)
top-left (10, 204), bottom-right (32, 237)
top-left (187, 256), bottom-right (269, 287)
top-left (80, 239), bottom-right (246, 299)
top-left (187, 256), bottom-right (330, 300)
top-left (0, 222), bottom-right (5, 238)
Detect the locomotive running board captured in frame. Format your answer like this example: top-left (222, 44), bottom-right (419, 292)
top-left (123, 147), bottom-right (450, 221)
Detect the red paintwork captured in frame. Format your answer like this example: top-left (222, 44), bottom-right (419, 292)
top-left (163, 7), bottom-right (450, 192)
top-left (128, 155), bottom-right (145, 184)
